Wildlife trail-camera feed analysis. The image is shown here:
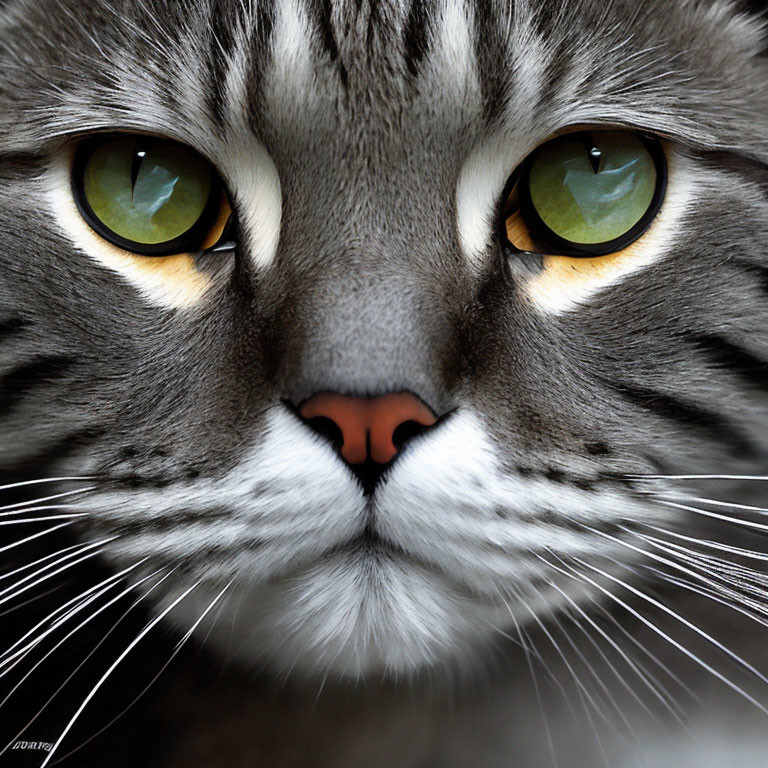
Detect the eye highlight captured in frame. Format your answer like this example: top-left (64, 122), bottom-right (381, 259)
top-left (72, 135), bottom-right (231, 256)
top-left (502, 131), bottom-right (667, 257)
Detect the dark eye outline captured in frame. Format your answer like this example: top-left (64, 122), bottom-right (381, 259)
top-left (71, 134), bottom-right (230, 257)
top-left (499, 131), bottom-right (668, 258)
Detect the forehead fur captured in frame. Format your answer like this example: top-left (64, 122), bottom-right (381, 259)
top-left (0, 0), bottom-right (765, 161)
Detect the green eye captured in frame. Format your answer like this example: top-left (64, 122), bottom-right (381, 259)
top-left (505, 131), bottom-right (666, 257)
top-left (73, 135), bottom-right (228, 256)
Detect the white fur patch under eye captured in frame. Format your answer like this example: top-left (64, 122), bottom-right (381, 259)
top-left (217, 137), bottom-right (282, 272)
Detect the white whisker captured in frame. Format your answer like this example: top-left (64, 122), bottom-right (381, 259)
top-left (0, 505), bottom-right (87, 519)
top-left (0, 478), bottom-right (94, 492)
top-left (630, 475), bottom-right (768, 481)
top-left (49, 580), bottom-right (233, 765)
top-left (0, 556), bottom-right (141, 672)
top-left (0, 487), bottom-right (96, 512)
top-left (40, 580), bottom-right (202, 767)
top-left (0, 523), bottom-right (73, 555)
top-left (537, 557), bottom-right (684, 728)
top-left (641, 525), bottom-right (768, 564)
top-left (512, 585), bottom-right (612, 765)
top-left (0, 514), bottom-right (91, 526)
top-left (0, 568), bottom-right (170, 757)
top-left (0, 539), bottom-right (117, 611)
top-left (569, 554), bottom-right (768, 715)
top-left (654, 499), bottom-right (768, 534)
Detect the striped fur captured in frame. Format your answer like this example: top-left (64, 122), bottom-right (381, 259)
top-left (1, 0), bottom-right (768, 765)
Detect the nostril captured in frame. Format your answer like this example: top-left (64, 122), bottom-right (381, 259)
top-left (303, 415), bottom-right (344, 451)
top-left (391, 420), bottom-right (430, 451)
top-left (295, 391), bottom-right (440, 492)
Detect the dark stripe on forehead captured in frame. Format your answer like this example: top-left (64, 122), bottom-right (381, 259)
top-left (245, 0), bottom-right (277, 129)
top-left (129, 3), bottom-right (184, 123)
top-left (306, 0), bottom-right (349, 89)
top-left (402, 0), bottom-right (438, 79)
top-left (206, 0), bottom-right (247, 131)
top-left (472, 3), bottom-right (512, 127)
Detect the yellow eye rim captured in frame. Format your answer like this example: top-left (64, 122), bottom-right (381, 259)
top-left (72, 134), bottom-right (230, 257)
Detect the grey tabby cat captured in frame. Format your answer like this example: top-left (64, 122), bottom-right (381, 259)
top-left (1, 0), bottom-right (768, 765)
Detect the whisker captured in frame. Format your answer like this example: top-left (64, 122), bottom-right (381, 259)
top-left (537, 586), bottom-right (638, 741)
top-left (512, 585), bottom-right (612, 765)
top-left (629, 474), bottom-right (768, 481)
top-left (0, 478), bottom-right (94, 492)
top-left (0, 523), bottom-right (73, 555)
top-left (541, 550), bottom-right (695, 717)
top-left (0, 539), bottom-right (117, 613)
top-left (622, 532), bottom-right (768, 617)
top-left (0, 585), bottom-right (68, 620)
top-left (641, 525), bottom-right (768, 564)
top-left (568, 554), bottom-right (768, 715)
top-left (0, 542), bottom-right (92, 591)
top-left (508, 606), bottom-right (560, 768)
top-left (585, 526), bottom-right (768, 641)
top-left (40, 580), bottom-right (204, 767)
top-left (538, 558), bottom-right (683, 728)
top-left (654, 499), bottom-right (768, 534)
top-left (0, 514), bottom-right (91, 526)
top-left (0, 556), bottom-right (139, 672)
top-left (0, 568), bottom-right (170, 756)
top-left (629, 529), bottom-right (768, 593)
top-left (49, 580), bottom-right (233, 766)
top-left (669, 497), bottom-right (768, 515)
top-left (0, 505), bottom-right (88, 519)
top-left (0, 539), bottom-right (111, 594)
top-left (0, 487), bottom-right (96, 512)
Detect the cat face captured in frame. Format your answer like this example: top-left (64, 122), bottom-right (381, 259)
top-left (1, 0), bottom-right (767, 677)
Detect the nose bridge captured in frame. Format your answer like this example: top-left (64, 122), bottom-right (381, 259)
top-left (278, 267), bottom-right (453, 407)
top-left (269, 152), bottom-right (464, 408)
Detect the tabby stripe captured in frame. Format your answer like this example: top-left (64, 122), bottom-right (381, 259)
top-left (693, 333), bottom-right (768, 390)
top-left (5, 426), bottom-right (104, 475)
top-left (733, 260), bottom-right (768, 295)
top-left (0, 317), bottom-right (27, 340)
top-left (402, 0), bottom-right (437, 78)
top-left (245, 0), bottom-right (276, 124)
top-left (206, 0), bottom-right (246, 129)
top-left (0, 356), bottom-right (74, 418)
top-left (89, 508), bottom-right (231, 536)
top-left (0, 151), bottom-right (47, 167)
top-left (307, 0), bottom-right (349, 88)
top-left (610, 382), bottom-right (755, 456)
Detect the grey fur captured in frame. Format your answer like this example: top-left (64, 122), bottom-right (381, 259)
top-left (1, 0), bottom-right (768, 765)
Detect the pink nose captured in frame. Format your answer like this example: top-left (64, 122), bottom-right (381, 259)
top-left (299, 392), bottom-right (438, 465)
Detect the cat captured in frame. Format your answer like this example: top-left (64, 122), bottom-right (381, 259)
top-left (1, 0), bottom-right (768, 765)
